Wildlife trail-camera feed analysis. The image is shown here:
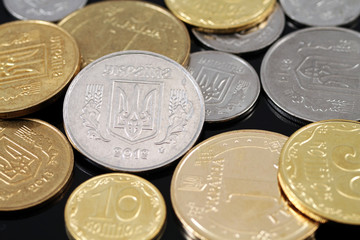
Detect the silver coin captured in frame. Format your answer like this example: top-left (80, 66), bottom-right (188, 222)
top-left (280, 0), bottom-right (360, 27)
top-left (187, 51), bottom-right (260, 122)
top-left (63, 50), bottom-right (205, 172)
top-left (3, 0), bottom-right (87, 22)
top-left (261, 27), bottom-right (360, 122)
top-left (191, 4), bottom-right (285, 54)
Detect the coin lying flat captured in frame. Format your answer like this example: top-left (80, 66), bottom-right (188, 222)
top-left (165, 0), bottom-right (276, 33)
top-left (261, 27), bottom-right (360, 122)
top-left (58, 1), bottom-right (190, 68)
top-left (171, 130), bottom-right (318, 240)
top-left (65, 173), bottom-right (166, 240)
top-left (3, 0), bottom-right (87, 22)
top-left (187, 51), bottom-right (260, 122)
top-left (0, 20), bottom-right (81, 118)
top-left (280, 0), bottom-right (360, 27)
top-left (0, 119), bottom-right (73, 211)
top-left (63, 50), bottom-right (204, 172)
top-left (278, 120), bottom-right (360, 224)
top-left (192, 4), bottom-right (285, 54)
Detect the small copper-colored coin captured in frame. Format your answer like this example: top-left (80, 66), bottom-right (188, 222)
top-left (165, 0), bottom-right (276, 33)
top-left (0, 20), bottom-right (80, 118)
top-left (279, 120), bottom-right (360, 224)
top-left (0, 119), bottom-right (74, 211)
top-left (58, 1), bottom-right (190, 67)
top-left (171, 130), bottom-right (318, 240)
top-left (65, 173), bottom-right (166, 240)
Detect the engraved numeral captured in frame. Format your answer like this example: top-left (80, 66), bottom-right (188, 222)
top-left (114, 148), bottom-right (149, 160)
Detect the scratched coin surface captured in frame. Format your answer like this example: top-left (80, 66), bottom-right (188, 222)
top-left (278, 120), bottom-right (360, 224)
top-left (65, 173), bottom-right (166, 240)
top-left (171, 130), bottom-right (319, 240)
top-left (280, 0), bottom-right (360, 27)
top-left (0, 20), bottom-right (80, 118)
top-left (58, 1), bottom-right (190, 68)
top-left (3, 0), bottom-right (87, 22)
top-left (0, 118), bottom-right (73, 211)
top-left (192, 4), bottom-right (285, 54)
top-left (63, 50), bottom-right (204, 172)
top-left (165, 0), bottom-right (276, 33)
top-left (187, 51), bottom-right (260, 122)
top-left (261, 27), bottom-right (360, 122)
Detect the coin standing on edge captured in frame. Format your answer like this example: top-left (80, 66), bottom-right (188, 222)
top-left (261, 27), bottom-right (360, 122)
top-left (63, 50), bottom-right (205, 172)
top-left (187, 51), bottom-right (260, 122)
top-left (3, 0), bottom-right (87, 22)
top-left (171, 130), bottom-right (318, 240)
top-left (278, 120), bottom-right (360, 224)
top-left (280, 0), bottom-right (360, 27)
top-left (165, 0), bottom-right (276, 33)
top-left (192, 4), bottom-right (285, 54)
top-left (0, 20), bottom-right (81, 118)
top-left (65, 173), bottom-right (166, 240)
top-left (0, 119), bottom-right (74, 211)
top-left (58, 1), bottom-right (190, 68)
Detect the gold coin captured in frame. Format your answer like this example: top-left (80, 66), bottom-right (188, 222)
top-left (278, 120), bottom-right (360, 224)
top-left (165, 0), bottom-right (276, 33)
top-left (65, 173), bottom-right (166, 240)
top-left (0, 118), bottom-right (73, 211)
top-left (0, 20), bottom-right (80, 118)
top-left (171, 130), bottom-right (318, 240)
top-left (58, 1), bottom-right (190, 67)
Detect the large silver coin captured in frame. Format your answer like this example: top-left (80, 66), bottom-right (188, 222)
top-left (3, 0), bottom-right (87, 22)
top-left (261, 27), bottom-right (360, 122)
top-left (63, 51), bottom-right (205, 172)
top-left (192, 4), bottom-right (285, 54)
top-left (187, 51), bottom-right (260, 122)
top-left (280, 0), bottom-right (360, 27)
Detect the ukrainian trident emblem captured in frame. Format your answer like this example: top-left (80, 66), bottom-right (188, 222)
top-left (108, 81), bottom-right (162, 143)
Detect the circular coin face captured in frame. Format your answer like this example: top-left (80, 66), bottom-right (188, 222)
top-left (192, 4), bottom-right (285, 54)
top-left (0, 118), bottom-right (74, 211)
top-left (65, 173), bottom-right (166, 240)
top-left (278, 120), bottom-right (360, 224)
top-left (58, 1), bottom-right (190, 67)
top-left (187, 51), bottom-right (260, 122)
top-left (280, 0), bottom-right (360, 27)
top-left (63, 50), bottom-right (204, 172)
top-left (3, 0), bottom-right (87, 22)
top-left (261, 27), bottom-right (360, 122)
top-left (165, 0), bottom-right (276, 33)
top-left (171, 130), bottom-right (318, 240)
top-left (0, 20), bottom-right (81, 118)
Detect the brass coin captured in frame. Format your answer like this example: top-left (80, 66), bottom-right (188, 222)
top-left (165, 0), bottom-right (276, 33)
top-left (0, 20), bottom-right (80, 118)
top-left (58, 1), bottom-right (190, 68)
top-left (171, 130), bottom-right (318, 240)
top-left (278, 120), bottom-right (360, 224)
top-left (0, 118), bottom-right (74, 211)
top-left (65, 173), bottom-right (166, 240)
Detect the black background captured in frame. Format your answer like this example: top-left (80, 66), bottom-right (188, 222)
top-left (0, 0), bottom-right (360, 239)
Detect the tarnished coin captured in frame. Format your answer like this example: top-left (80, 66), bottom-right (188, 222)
top-left (280, 0), bottom-right (360, 27)
top-left (171, 130), bottom-right (318, 240)
top-left (261, 27), bottom-right (360, 122)
top-left (0, 20), bottom-right (80, 118)
top-left (58, 1), bottom-right (190, 68)
top-left (63, 50), bottom-right (204, 172)
top-left (3, 0), bottom-right (87, 22)
top-left (187, 51), bottom-right (260, 122)
top-left (65, 173), bottom-right (166, 240)
top-left (192, 4), bottom-right (285, 54)
top-left (0, 118), bottom-right (73, 211)
top-left (165, 0), bottom-right (276, 33)
top-left (278, 120), bottom-right (360, 224)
